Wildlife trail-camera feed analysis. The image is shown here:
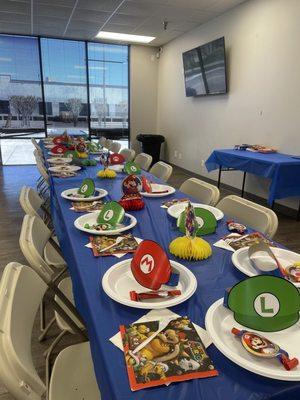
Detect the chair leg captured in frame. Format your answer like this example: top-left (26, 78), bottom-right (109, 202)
top-left (38, 317), bottom-right (56, 342)
top-left (40, 300), bottom-right (46, 331)
top-left (45, 330), bottom-right (67, 400)
top-left (52, 266), bottom-right (68, 283)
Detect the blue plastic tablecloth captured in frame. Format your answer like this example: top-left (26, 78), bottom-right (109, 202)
top-left (205, 149), bottom-right (300, 204)
top-left (43, 145), bottom-right (300, 400)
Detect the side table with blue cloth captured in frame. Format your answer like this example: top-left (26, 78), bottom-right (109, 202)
top-left (205, 149), bottom-right (300, 219)
top-left (41, 142), bottom-right (300, 400)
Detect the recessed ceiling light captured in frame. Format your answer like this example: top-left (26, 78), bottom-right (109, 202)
top-left (95, 31), bottom-right (155, 44)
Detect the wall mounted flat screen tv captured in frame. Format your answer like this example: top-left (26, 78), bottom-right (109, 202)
top-left (182, 37), bottom-right (227, 97)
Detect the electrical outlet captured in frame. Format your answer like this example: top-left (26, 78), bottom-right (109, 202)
top-left (174, 150), bottom-right (178, 158)
top-left (178, 152), bottom-right (182, 160)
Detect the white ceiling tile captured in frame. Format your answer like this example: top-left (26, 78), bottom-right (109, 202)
top-left (109, 13), bottom-right (146, 26)
top-left (72, 9), bottom-right (110, 23)
top-left (0, 11), bottom-right (30, 23)
top-left (0, 0), bottom-right (248, 45)
top-left (207, 0), bottom-right (246, 13)
top-left (100, 23), bottom-right (139, 34)
top-left (77, 0), bottom-right (122, 12)
top-left (117, 1), bottom-right (162, 17)
top-left (0, 21), bottom-right (30, 34)
top-left (35, 16), bottom-right (67, 30)
top-left (35, 0), bottom-right (76, 6)
top-left (68, 20), bottom-right (104, 31)
top-left (35, 4), bottom-right (73, 19)
top-left (0, 0), bottom-right (30, 14)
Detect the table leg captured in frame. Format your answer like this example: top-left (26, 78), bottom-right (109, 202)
top-left (217, 166), bottom-right (222, 188)
top-left (241, 172), bottom-right (247, 198)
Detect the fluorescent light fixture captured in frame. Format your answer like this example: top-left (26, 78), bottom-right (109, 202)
top-left (95, 31), bottom-right (155, 44)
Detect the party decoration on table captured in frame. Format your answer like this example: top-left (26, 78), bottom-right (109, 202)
top-left (97, 169), bottom-right (117, 179)
top-left (231, 328), bottom-right (298, 370)
top-left (130, 289), bottom-right (181, 302)
top-left (51, 144), bottom-right (67, 154)
top-left (227, 220), bottom-right (247, 234)
top-left (109, 153), bottom-right (125, 165)
top-left (122, 174), bottom-right (142, 195)
top-left (214, 232), bottom-right (275, 252)
top-left (51, 171), bottom-right (77, 178)
top-left (131, 240), bottom-right (179, 290)
top-left (161, 198), bottom-right (190, 208)
top-left (64, 150), bottom-right (79, 159)
top-left (177, 202), bottom-right (217, 236)
top-left (88, 141), bottom-right (102, 154)
top-left (285, 263), bottom-right (300, 283)
top-left (141, 176), bottom-right (152, 193)
top-left (169, 202), bottom-right (212, 261)
top-left (72, 158), bottom-right (97, 167)
top-left (99, 151), bottom-right (110, 168)
top-left (169, 236), bottom-right (212, 261)
top-left (75, 140), bottom-right (88, 158)
top-left (224, 275), bottom-right (300, 332)
top-left (96, 151), bottom-right (117, 178)
top-left (89, 234), bottom-right (139, 257)
top-left (77, 178), bottom-right (95, 198)
top-left (71, 200), bottom-right (104, 213)
top-left (124, 161), bottom-right (141, 175)
top-left (53, 136), bottom-right (64, 145)
top-left (120, 317), bottom-right (218, 391)
top-left (47, 157), bottom-right (72, 165)
top-left (234, 144), bottom-right (278, 153)
top-left (53, 131), bottom-right (70, 145)
top-left (248, 242), bottom-right (300, 283)
top-left (119, 174), bottom-right (145, 211)
top-left (95, 201), bottom-right (125, 231)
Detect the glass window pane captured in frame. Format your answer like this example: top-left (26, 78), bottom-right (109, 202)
top-left (0, 34), bottom-right (44, 133)
top-left (88, 42), bottom-right (129, 136)
top-left (40, 38), bottom-right (88, 135)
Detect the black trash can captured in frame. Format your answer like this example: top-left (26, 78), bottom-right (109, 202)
top-left (136, 134), bottom-right (165, 165)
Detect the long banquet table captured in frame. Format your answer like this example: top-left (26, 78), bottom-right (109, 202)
top-left (43, 144), bottom-right (300, 400)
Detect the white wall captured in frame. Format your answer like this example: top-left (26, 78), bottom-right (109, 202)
top-left (130, 45), bottom-right (159, 153)
top-left (157, 0), bottom-right (300, 209)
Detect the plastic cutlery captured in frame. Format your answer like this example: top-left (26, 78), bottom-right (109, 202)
top-left (99, 236), bottom-right (124, 253)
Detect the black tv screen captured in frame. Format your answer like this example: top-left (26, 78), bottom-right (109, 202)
top-left (182, 37), bottom-right (227, 97)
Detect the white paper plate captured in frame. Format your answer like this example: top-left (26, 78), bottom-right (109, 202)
top-left (141, 183), bottom-right (176, 198)
top-left (232, 247), bottom-right (300, 288)
top-left (48, 165), bottom-right (81, 173)
top-left (102, 258), bottom-right (197, 309)
top-left (108, 164), bottom-right (124, 172)
top-left (48, 152), bottom-right (65, 157)
top-left (167, 202), bottom-right (224, 221)
top-left (47, 157), bottom-right (72, 165)
top-left (205, 298), bottom-right (300, 381)
top-left (74, 212), bottom-right (137, 235)
top-left (61, 188), bottom-right (108, 202)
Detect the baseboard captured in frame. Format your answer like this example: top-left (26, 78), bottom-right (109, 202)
top-left (168, 162), bottom-right (298, 219)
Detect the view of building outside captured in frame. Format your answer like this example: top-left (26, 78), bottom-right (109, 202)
top-left (0, 35), bottom-right (44, 131)
top-left (88, 42), bottom-right (129, 130)
top-left (40, 38), bottom-right (88, 135)
top-left (0, 34), bottom-right (129, 136)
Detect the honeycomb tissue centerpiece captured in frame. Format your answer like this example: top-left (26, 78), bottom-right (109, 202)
top-left (169, 236), bottom-right (212, 261)
top-left (97, 169), bottom-right (117, 179)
